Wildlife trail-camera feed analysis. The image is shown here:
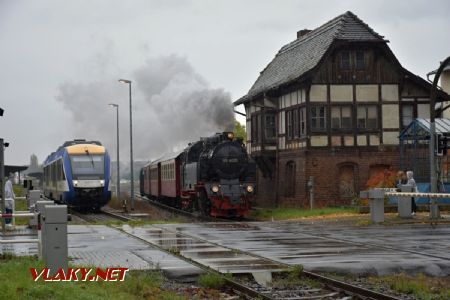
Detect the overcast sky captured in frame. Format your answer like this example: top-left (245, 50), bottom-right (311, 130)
top-left (1, 0), bottom-right (449, 165)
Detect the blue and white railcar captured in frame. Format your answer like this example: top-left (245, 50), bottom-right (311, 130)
top-left (43, 139), bottom-right (111, 209)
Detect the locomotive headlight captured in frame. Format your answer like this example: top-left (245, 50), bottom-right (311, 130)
top-left (227, 132), bottom-right (234, 140)
top-left (73, 180), bottom-right (79, 187)
top-left (211, 185), bottom-right (220, 193)
top-left (246, 185), bottom-right (254, 193)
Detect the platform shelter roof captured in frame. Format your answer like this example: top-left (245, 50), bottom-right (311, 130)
top-left (400, 118), bottom-right (450, 140)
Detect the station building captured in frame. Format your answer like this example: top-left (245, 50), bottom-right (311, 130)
top-left (234, 11), bottom-right (450, 207)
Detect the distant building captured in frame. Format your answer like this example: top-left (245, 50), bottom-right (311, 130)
top-left (234, 11), bottom-right (449, 207)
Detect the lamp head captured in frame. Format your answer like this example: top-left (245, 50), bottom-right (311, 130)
top-left (4, 142), bottom-right (9, 147)
top-left (109, 103), bottom-right (118, 108)
top-left (118, 79), bottom-right (131, 84)
top-left (0, 107), bottom-right (3, 116)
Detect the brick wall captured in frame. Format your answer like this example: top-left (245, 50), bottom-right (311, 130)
top-left (254, 147), bottom-right (400, 207)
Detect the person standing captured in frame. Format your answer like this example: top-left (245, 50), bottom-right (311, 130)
top-left (4, 173), bottom-right (15, 226)
top-left (406, 171), bottom-right (418, 216)
top-left (396, 171), bottom-right (408, 188)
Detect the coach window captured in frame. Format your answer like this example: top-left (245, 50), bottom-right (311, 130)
top-left (52, 162), bottom-right (56, 185)
top-left (61, 160), bottom-right (65, 180)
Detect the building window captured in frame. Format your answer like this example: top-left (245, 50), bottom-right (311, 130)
top-left (251, 114), bottom-right (262, 143)
top-left (355, 51), bottom-right (365, 70)
top-left (299, 108), bottom-right (306, 136)
top-left (357, 105), bottom-right (378, 130)
top-left (293, 109), bottom-right (299, 138)
top-left (285, 161), bottom-right (296, 197)
top-left (340, 51), bottom-right (350, 69)
top-left (265, 113), bottom-right (276, 141)
top-left (286, 110), bottom-right (293, 139)
top-left (401, 104), bottom-right (414, 129)
top-left (311, 106), bottom-right (327, 132)
top-left (331, 106), bottom-right (352, 130)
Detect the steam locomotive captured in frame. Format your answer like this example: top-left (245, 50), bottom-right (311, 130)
top-left (140, 132), bottom-right (256, 217)
top-left (43, 139), bottom-right (111, 210)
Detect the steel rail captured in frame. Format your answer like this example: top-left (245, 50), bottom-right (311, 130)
top-left (136, 193), bottom-right (233, 222)
top-left (154, 224), bottom-right (402, 300)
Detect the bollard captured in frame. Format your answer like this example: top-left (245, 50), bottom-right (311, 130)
top-left (36, 200), bottom-right (54, 257)
top-left (398, 185), bottom-right (413, 218)
top-left (368, 189), bottom-right (385, 223)
top-left (28, 190), bottom-right (41, 227)
top-left (41, 205), bottom-right (68, 277)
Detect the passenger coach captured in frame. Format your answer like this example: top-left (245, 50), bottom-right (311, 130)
top-left (43, 139), bottom-right (111, 210)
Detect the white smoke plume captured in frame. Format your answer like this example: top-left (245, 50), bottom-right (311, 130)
top-left (56, 54), bottom-right (234, 162)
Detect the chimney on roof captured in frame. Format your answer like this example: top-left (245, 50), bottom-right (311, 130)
top-left (297, 29), bottom-right (311, 39)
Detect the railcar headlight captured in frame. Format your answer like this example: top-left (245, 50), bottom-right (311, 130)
top-left (211, 185), bottom-right (220, 193)
top-left (100, 180), bottom-right (105, 186)
top-left (73, 180), bottom-right (79, 187)
top-left (246, 185), bottom-right (254, 193)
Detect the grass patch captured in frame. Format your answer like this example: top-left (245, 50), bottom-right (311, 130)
top-left (368, 273), bottom-right (450, 300)
top-left (250, 207), bottom-right (357, 221)
top-left (0, 255), bottom-right (193, 300)
top-left (197, 272), bottom-right (227, 289)
top-left (271, 265), bottom-right (321, 289)
top-left (13, 184), bottom-right (27, 197)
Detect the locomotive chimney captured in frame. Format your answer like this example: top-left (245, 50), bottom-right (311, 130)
top-left (297, 29), bottom-right (311, 39)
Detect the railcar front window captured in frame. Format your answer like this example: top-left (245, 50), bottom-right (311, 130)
top-left (70, 155), bottom-right (104, 179)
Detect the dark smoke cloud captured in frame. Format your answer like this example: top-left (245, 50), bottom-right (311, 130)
top-left (56, 54), bottom-right (234, 161)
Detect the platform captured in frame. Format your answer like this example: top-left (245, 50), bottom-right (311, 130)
top-left (0, 225), bottom-right (203, 281)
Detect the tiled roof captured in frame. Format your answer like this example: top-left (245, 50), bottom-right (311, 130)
top-left (235, 11), bottom-right (385, 105)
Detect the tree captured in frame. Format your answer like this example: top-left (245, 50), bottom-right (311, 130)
top-left (234, 120), bottom-right (246, 141)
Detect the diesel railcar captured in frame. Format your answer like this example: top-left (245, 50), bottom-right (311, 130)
top-left (140, 132), bottom-right (256, 217)
top-left (43, 139), bottom-right (111, 210)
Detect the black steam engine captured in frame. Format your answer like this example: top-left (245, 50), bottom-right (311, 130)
top-left (141, 132), bottom-right (256, 218)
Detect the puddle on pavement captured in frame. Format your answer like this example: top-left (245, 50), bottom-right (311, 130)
top-left (181, 250), bottom-right (240, 259)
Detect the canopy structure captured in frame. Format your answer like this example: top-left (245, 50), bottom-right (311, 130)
top-left (400, 118), bottom-right (450, 186)
top-left (4, 165), bottom-right (28, 177)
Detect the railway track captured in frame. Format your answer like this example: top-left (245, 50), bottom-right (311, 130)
top-left (69, 208), bottom-right (133, 223)
top-left (135, 193), bottom-right (234, 222)
top-left (119, 224), bottom-right (401, 300)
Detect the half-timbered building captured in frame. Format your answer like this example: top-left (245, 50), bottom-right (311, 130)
top-left (234, 11), bottom-right (449, 207)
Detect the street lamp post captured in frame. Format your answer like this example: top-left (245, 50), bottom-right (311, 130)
top-left (429, 56), bottom-right (450, 220)
top-left (109, 103), bottom-right (124, 211)
top-left (1, 138), bottom-right (5, 233)
top-left (118, 79), bottom-right (134, 211)
top-left (1, 108), bottom-right (5, 232)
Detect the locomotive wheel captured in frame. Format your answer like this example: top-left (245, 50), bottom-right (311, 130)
top-left (197, 191), bottom-right (211, 216)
